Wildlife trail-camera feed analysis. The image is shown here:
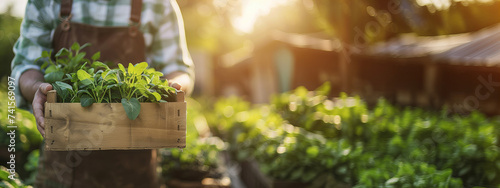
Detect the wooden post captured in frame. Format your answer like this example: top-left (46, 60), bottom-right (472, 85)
top-left (47, 90), bottom-right (57, 103)
top-left (177, 91), bottom-right (185, 102)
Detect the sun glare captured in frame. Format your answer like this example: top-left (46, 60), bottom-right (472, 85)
top-left (232, 0), bottom-right (297, 33)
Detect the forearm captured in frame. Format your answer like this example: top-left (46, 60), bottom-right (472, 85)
top-left (19, 69), bottom-right (45, 103)
top-left (164, 71), bottom-right (193, 96)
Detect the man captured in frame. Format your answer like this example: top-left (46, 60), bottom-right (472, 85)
top-left (11, 0), bottom-right (194, 187)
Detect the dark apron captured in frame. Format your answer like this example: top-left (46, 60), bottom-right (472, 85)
top-left (35, 0), bottom-right (157, 187)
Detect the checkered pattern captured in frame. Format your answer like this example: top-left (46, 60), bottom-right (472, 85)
top-left (11, 0), bottom-right (194, 109)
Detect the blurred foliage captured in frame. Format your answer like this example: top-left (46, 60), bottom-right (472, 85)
top-left (0, 79), bottom-right (42, 186)
top-left (205, 82), bottom-right (500, 187)
top-left (158, 98), bottom-right (226, 182)
top-left (312, 0), bottom-right (500, 46)
top-left (0, 166), bottom-right (32, 188)
top-left (0, 9), bottom-right (22, 78)
top-left (22, 150), bottom-right (38, 186)
top-left (0, 79), bottom-right (43, 153)
top-left (398, 0), bottom-right (500, 36)
top-left (312, 0), bottom-right (410, 46)
top-left (354, 159), bottom-right (463, 188)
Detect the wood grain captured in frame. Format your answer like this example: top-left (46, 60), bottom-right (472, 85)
top-left (44, 90), bottom-right (186, 150)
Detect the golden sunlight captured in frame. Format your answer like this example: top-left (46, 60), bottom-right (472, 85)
top-left (231, 0), bottom-right (297, 33)
top-left (415, 0), bottom-right (495, 10)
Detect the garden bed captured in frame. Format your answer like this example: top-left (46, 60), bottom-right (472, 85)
top-left (205, 83), bottom-right (500, 188)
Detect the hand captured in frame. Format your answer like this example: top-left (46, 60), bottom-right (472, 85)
top-left (164, 71), bottom-right (192, 95)
top-left (32, 83), bottom-right (52, 137)
top-left (169, 82), bottom-right (182, 91)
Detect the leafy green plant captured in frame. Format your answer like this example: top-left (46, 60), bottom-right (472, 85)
top-left (354, 158), bottom-right (462, 188)
top-left (39, 43), bottom-right (93, 84)
top-left (39, 43), bottom-right (177, 120)
top-left (0, 166), bottom-right (31, 188)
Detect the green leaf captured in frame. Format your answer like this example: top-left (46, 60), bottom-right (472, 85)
top-left (127, 63), bottom-right (136, 75)
top-left (41, 50), bottom-right (50, 58)
top-left (134, 79), bottom-right (148, 94)
top-left (44, 65), bottom-right (58, 74)
top-left (55, 48), bottom-right (70, 57)
top-left (95, 69), bottom-right (104, 75)
top-left (91, 61), bottom-right (108, 69)
top-left (152, 92), bottom-right (161, 101)
top-left (80, 43), bottom-right (91, 50)
top-left (142, 74), bottom-right (151, 84)
top-left (80, 94), bottom-right (94, 107)
top-left (44, 71), bottom-right (64, 83)
top-left (55, 81), bottom-right (72, 92)
top-left (76, 89), bottom-right (91, 96)
top-left (102, 69), bottom-right (118, 82)
top-left (106, 84), bottom-right (118, 90)
top-left (134, 62), bottom-right (149, 75)
top-left (72, 52), bottom-right (86, 63)
top-left (118, 63), bottom-right (126, 74)
top-left (52, 82), bottom-right (69, 102)
top-left (151, 75), bottom-right (165, 86)
top-left (41, 62), bottom-right (49, 70)
top-left (71, 42), bottom-right (80, 52)
top-left (79, 79), bottom-right (93, 88)
top-left (145, 68), bottom-right (163, 77)
top-left (91, 52), bottom-right (101, 61)
top-left (77, 69), bottom-right (92, 81)
top-left (0, 168), bottom-right (10, 182)
top-left (122, 98), bottom-right (141, 120)
top-left (95, 85), bottom-right (103, 93)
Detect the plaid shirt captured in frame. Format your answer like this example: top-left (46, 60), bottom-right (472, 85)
top-left (11, 0), bottom-right (194, 109)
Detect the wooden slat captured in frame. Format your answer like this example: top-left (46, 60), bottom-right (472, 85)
top-left (47, 90), bottom-right (57, 103)
top-left (44, 90), bottom-right (186, 151)
top-left (177, 91), bottom-right (185, 102)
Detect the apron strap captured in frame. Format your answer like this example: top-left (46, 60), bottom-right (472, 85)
top-left (130, 0), bottom-right (143, 25)
top-left (60, 0), bottom-right (73, 18)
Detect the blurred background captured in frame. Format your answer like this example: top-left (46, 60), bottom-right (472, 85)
top-left (2, 0), bottom-right (500, 187)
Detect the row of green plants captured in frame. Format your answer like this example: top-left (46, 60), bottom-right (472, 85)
top-left (205, 83), bottom-right (500, 187)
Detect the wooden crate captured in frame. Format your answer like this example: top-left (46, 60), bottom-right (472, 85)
top-left (44, 90), bottom-right (186, 151)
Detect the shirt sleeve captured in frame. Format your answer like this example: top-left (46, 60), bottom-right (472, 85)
top-left (10, 0), bottom-right (57, 110)
top-left (147, 0), bottom-right (194, 81)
